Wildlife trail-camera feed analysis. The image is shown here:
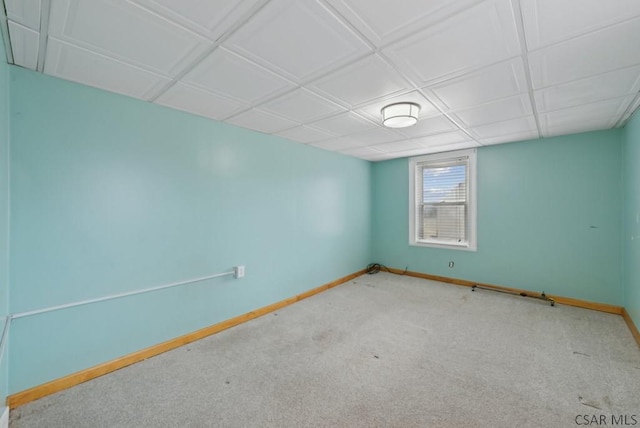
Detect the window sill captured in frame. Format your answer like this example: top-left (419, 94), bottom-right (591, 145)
top-left (410, 241), bottom-right (477, 252)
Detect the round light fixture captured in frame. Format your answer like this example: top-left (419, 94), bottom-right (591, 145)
top-left (381, 102), bottom-right (421, 128)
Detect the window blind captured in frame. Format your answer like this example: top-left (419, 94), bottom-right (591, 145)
top-left (415, 156), bottom-right (469, 245)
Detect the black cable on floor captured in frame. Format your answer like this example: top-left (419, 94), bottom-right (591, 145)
top-left (366, 263), bottom-right (408, 275)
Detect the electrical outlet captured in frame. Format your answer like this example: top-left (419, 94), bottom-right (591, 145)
top-left (234, 265), bottom-right (245, 279)
top-left (448, 261), bottom-right (454, 268)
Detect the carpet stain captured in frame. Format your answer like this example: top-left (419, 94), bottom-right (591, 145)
top-left (356, 281), bottom-right (376, 288)
top-left (573, 351), bottom-right (591, 357)
top-left (578, 395), bottom-right (602, 410)
top-left (374, 355), bottom-right (379, 359)
top-left (312, 330), bottom-right (333, 343)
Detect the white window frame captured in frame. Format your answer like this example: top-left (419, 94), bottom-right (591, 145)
top-left (409, 149), bottom-right (477, 251)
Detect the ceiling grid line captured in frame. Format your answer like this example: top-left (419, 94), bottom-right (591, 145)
top-left (0, 0), bottom-right (13, 63)
top-left (315, 0), bottom-right (493, 144)
top-left (523, 13), bottom-right (640, 54)
top-left (511, 0), bottom-right (542, 139)
top-left (145, 0), bottom-right (274, 103)
top-left (145, 44), bottom-right (217, 102)
top-left (35, 0), bottom-right (50, 72)
top-left (616, 91), bottom-right (640, 128)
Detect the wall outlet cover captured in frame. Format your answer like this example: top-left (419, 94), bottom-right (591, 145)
top-left (234, 266), bottom-right (245, 279)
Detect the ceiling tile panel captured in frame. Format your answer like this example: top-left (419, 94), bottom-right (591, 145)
top-left (224, 0), bottom-right (371, 82)
top-left (427, 58), bottom-right (528, 111)
top-left (226, 108), bottom-right (299, 134)
top-left (309, 112), bottom-right (377, 136)
top-left (308, 54), bottom-right (411, 107)
top-left (48, 0), bottom-right (211, 76)
top-left (382, 0), bottom-right (520, 85)
top-left (312, 126), bottom-right (401, 151)
top-left (395, 115), bottom-right (460, 138)
top-left (130, 0), bottom-right (264, 41)
top-left (347, 127), bottom-right (404, 145)
top-left (372, 147), bottom-right (429, 157)
top-left (413, 131), bottom-right (472, 147)
top-left (425, 141), bottom-right (481, 152)
top-left (367, 154), bottom-right (397, 162)
top-left (259, 88), bottom-right (346, 123)
top-left (450, 94), bottom-right (533, 128)
top-left (521, 0), bottom-right (640, 51)
top-left (155, 83), bottom-right (248, 121)
top-left (542, 118), bottom-right (619, 138)
top-left (375, 141), bottom-right (480, 158)
top-left (5, 0), bottom-right (41, 30)
top-left (534, 65), bottom-right (640, 113)
top-left (45, 38), bottom-right (171, 100)
top-left (621, 95), bottom-right (640, 125)
top-left (355, 91), bottom-right (438, 124)
top-left (468, 116), bottom-right (538, 140)
top-left (481, 130), bottom-right (538, 146)
top-left (325, 0), bottom-right (482, 46)
top-left (8, 22), bottom-right (39, 70)
top-left (182, 47), bottom-right (295, 105)
top-left (372, 139), bottom-right (424, 153)
top-left (528, 18), bottom-right (640, 89)
top-left (274, 125), bottom-right (334, 143)
top-left (540, 96), bottom-right (634, 136)
top-left (337, 146), bottom-right (384, 158)
top-left (310, 137), bottom-right (362, 151)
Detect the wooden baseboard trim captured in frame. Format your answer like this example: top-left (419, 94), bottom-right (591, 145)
top-left (551, 295), bottom-right (622, 315)
top-left (386, 268), bottom-right (623, 315)
top-left (7, 269), bottom-right (366, 409)
top-left (622, 308), bottom-right (640, 349)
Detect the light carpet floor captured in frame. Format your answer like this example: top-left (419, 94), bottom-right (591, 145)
top-left (10, 273), bottom-right (640, 427)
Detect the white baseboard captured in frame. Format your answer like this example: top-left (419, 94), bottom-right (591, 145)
top-left (0, 406), bottom-right (8, 428)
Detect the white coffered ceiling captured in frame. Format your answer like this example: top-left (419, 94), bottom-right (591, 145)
top-left (2, 0), bottom-right (640, 161)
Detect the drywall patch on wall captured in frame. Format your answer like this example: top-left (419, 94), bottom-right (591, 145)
top-left (623, 109), bottom-right (640, 329)
top-left (372, 130), bottom-right (623, 305)
top-left (7, 67), bottom-right (372, 393)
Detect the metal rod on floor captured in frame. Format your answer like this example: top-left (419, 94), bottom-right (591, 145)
top-left (11, 270), bottom-right (236, 320)
top-left (471, 284), bottom-right (555, 306)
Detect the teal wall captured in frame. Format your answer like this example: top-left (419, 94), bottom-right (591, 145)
top-left (623, 110), bottom-right (640, 328)
top-left (0, 33), bottom-right (10, 405)
top-left (1, 54), bottom-right (637, 398)
top-left (372, 131), bottom-right (623, 305)
top-left (7, 67), bottom-right (371, 393)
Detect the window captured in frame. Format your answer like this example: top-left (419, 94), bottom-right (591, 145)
top-left (409, 149), bottom-right (477, 251)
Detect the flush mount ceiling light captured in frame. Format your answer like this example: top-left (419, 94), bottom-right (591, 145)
top-left (381, 102), bottom-right (421, 128)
